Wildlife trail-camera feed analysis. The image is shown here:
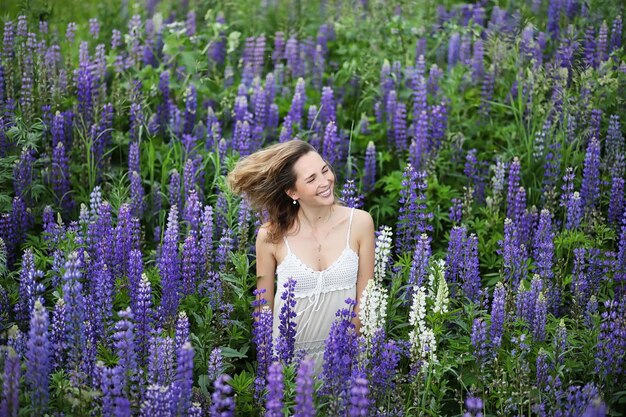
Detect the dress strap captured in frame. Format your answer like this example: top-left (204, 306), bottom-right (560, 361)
top-left (346, 207), bottom-right (355, 248)
top-left (283, 236), bottom-right (292, 254)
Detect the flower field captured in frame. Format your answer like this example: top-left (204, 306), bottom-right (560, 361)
top-left (0, 0), bottom-right (625, 415)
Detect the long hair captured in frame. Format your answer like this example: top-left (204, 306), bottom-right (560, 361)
top-left (227, 140), bottom-right (318, 243)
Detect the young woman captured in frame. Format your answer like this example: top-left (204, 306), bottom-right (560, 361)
top-left (228, 139), bottom-right (375, 370)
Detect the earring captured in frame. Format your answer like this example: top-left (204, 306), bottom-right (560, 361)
top-left (293, 199), bottom-right (297, 205)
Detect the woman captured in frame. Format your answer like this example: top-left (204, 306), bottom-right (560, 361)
top-left (228, 139), bottom-right (375, 370)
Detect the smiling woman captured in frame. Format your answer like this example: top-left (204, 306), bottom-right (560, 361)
top-left (227, 139), bottom-right (375, 372)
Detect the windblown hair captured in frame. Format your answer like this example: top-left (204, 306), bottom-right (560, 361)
top-left (227, 140), bottom-right (317, 243)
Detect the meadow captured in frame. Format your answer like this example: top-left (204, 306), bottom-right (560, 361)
top-left (0, 0), bottom-right (625, 415)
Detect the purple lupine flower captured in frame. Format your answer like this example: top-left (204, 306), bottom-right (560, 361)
top-left (75, 42), bottom-right (94, 126)
top-left (13, 147), bottom-right (34, 199)
top-left (183, 85), bottom-right (197, 135)
top-left (448, 32), bottom-right (460, 68)
top-left (173, 341), bottom-right (194, 416)
top-left (533, 293), bottom-right (547, 342)
top-left (596, 20), bottom-right (609, 64)
top-left (16, 249), bottom-right (44, 325)
top-left (462, 233), bottom-right (482, 303)
top-left (272, 32), bottom-right (285, 66)
top-left (547, 0), bottom-right (561, 36)
top-left (581, 137), bottom-right (601, 213)
top-left (113, 204), bottom-right (138, 279)
top-left (429, 103), bottom-right (448, 157)
top-left (608, 177), bottom-right (625, 226)
top-left (385, 89), bottom-right (397, 132)
top-left (595, 299), bottom-right (626, 380)
top-left (266, 362), bottom-right (284, 417)
top-left (445, 226), bottom-right (466, 288)
top-left (158, 205), bottom-right (181, 323)
top-left (181, 233), bottom-right (200, 297)
top-left (62, 251), bottom-right (86, 368)
top-left (99, 365), bottom-right (130, 417)
top-left (500, 218), bottom-right (528, 290)
top-left (479, 66), bottom-right (495, 117)
top-left (406, 233), bottom-right (431, 303)
top-left (471, 318), bottom-right (489, 365)
top-left (616, 212), bottom-right (626, 296)
top-left (536, 348), bottom-right (549, 390)
top-left (148, 336), bottom-right (175, 386)
top-left (134, 274), bottom-right (153, 367)
top-left (554, 319), bottom-right (567, 367)
top-left (211, 374), bottom-right (235, 417)
top-left (322, 121), bottom-right (340, 168)
top-left (252, 289), bottom-right (273, 401)
top-left (294, 358), bottom-right (315, 417)
top-left (533, 209), bottom-right (554, 280)
top-left (275, 278), bottom-right (297, 365)
top-left (506, 157), bottom-right (521, 220)
top-left (464, 395), bottom-right (483, 417)
top-left (348, 377), bottom-right (370, 417)
top-left (206, 347), bottom-right (224, 383)
top-left (396, 165), bottom-right (432, 255)
top-left (51, 142), bottom-right (74, 214)
top-left (321, 298), bottom-right (358, 409)
top-left (610, 16), bottom-right (622, 53)
top-left (0, 351), bottom-right (20, 416)
top-left (409, 110), bottom-right (429, 171)
top-left (394, 102), bottom-right (408, 152)
top-left (169, 170), bottom-right (181, 211)
top-left (459, 34), bottom-right (471, 66)
top-left (285, 36), bottom-right (301, 79)
top-left (606, 115), bottom-right (624, 178)
top-left (571, 247), bottom-right (592, 314)
top-left (129, 171), bottom-right (145, 219)
top-left (363, 141), bottom-right (376, 193)
top-left (113, 308), bottom-right (139, 400)
top-left (288, 78), bottom-right (306, 128)
top-left (319, 86), bottom-right (336, 127)
top-left (25, 299), bottom-right (51, 413)
top-left (464, 149), bottom-right (486, 203)
top-left (91, 260), bottom-right (114, 339)
top-left (141, 384), bottom-right (172, 416)
top-left (279, 115), bottom-right (293, 143)
top-left (88, 17), bottom-right (99, 38)
top-left (449, 198), bottom-right (463, 223)
top-left (490, 282), bottom-right (505, 351)
top-left (582, 402), bottom-right (607, 417)
top-left (50, 299), bottom-right (67, 369)
top-left (199, 205), bottom-right (214, 270)
top-left (340, 179), bottom-right (363, 209)
top-left (215, 229), bottom-right (233, 272)
top-left (2, 20), bottom-right (15, 62)
top-left (471, 38), bottom-right (484, 82)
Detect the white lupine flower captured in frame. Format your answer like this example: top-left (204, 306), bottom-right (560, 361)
top-left (431, 259), bottom-right (449, 314)
top-left (408, 286), bottom-right (427, 329)
top-left (359, 279), bottom-right (389, 342)
top-left (408, 286), bottom-right (438, 369)
top-left (374, 226), bottom-right (393, 282)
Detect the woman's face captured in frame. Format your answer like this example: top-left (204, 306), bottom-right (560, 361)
top-left (288, 151), bottom-right (335, 206)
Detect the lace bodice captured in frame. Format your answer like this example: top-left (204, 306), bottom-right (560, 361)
top-left (276, 207), bottom-right (359, 300)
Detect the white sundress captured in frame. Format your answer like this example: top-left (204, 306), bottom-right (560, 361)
top-left (272, 207), bottom-right (358, 373)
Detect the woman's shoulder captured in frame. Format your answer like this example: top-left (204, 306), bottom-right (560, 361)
top-left (343, 207), bottom-right (374, 231)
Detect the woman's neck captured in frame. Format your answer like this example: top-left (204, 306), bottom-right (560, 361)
top-left (298, 204), bottom-right (335, 229)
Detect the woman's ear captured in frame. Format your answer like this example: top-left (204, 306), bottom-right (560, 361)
top-left (285, 189), bottom-right (298, 201)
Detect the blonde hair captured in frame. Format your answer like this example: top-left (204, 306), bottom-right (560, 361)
top-left (227, 140), bottom-right (318, 243)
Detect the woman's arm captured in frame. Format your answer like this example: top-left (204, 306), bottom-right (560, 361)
top-left (255, 226), bottom-right (277, 313)
top-left (352, 209), bottom-right (375, 334)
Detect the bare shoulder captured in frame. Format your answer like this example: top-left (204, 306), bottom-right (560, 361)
top-left (351, 208), bottom-right (375, 235)
top-left (255, 223), bottom-right (273, 249)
